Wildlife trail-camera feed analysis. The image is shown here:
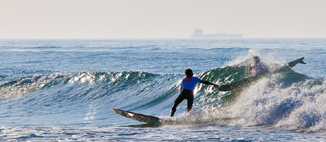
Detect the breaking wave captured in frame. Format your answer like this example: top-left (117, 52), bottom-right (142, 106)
top-left (0, 60), bottom-right (325, 131)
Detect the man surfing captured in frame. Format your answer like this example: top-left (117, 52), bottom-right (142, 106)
top-left (249, 56), bottom-right (306, 76)
top-left (218, 56), bottom-right (307, 91)
top-left (170, 68), bottom-right (219, 117)
top-left (249, 56), bottom-right (268, 76)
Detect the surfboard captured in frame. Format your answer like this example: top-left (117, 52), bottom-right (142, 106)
top-left (112, 108), bottom-right (160, 124)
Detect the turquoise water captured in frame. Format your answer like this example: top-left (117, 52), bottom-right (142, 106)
top-left (0, 39), bottom-right (326, 141)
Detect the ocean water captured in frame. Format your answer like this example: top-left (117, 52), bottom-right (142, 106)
top-left (0, 39), bottom-right (326, 141)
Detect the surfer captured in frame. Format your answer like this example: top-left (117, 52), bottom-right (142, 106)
top-left (249, 56), bottom-right (268, 76)
top-left (249, 56), bottom-right (306, 76)
top-left (218, 56), bottom-right (307, 91)
top-left (170, 68), bottom-right (219, 117)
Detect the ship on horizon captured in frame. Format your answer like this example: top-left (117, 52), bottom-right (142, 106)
top-left (190, 28), bottom-right (243, 39)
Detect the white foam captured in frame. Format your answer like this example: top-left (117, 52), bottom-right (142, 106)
top-left (220, 76), bottom-right (326, 130)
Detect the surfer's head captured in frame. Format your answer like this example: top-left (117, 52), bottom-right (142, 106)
top-left (253, 56), bottom-right (260, 64)
top-left (185, 68), bottom-right (194, 77)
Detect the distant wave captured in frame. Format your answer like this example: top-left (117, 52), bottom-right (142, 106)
top-left (33, 46), bottom-right (61, 49)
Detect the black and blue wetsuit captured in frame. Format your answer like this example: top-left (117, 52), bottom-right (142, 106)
top-left (170, 76), bottom-right (201, 117)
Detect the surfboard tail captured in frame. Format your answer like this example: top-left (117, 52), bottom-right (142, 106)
top-left (288, 57), bottom-right (306, 67)
top-left (112, 108), bottom-right (160, 124)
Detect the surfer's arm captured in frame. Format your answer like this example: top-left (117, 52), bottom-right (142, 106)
top-left (249, 66), bottom-right (255, 71)
top-left (180, 81), bottom-right (184, 91)
top-left (200, 81), bottom-right (219, 89)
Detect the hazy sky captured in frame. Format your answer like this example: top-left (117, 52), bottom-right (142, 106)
top-left (1, 0), bottom-right (326, 39)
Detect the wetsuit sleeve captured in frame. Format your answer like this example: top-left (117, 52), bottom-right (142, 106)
top-left (196, 77), bottom-right (218, 88)
top-left (201, 80), bottom-right (219, 89)
top-left (200, 80), bottom-right (215, 85)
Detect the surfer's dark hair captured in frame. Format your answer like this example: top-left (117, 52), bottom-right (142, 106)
top-left (185, 68), bottom-right (194, 77)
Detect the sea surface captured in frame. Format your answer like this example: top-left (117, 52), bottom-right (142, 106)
top-left (0, 39), bottom-right (326, 141)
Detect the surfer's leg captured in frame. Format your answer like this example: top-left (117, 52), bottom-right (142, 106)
top-left (171, 97), bottom-right (183, 117)
top-left (186, 93), bottom-right (194, 112)
top-left (171, 91), bottom-right (186, 117)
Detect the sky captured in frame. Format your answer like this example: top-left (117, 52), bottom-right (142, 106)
top-left (1, 0), bottom-right (326, 39)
